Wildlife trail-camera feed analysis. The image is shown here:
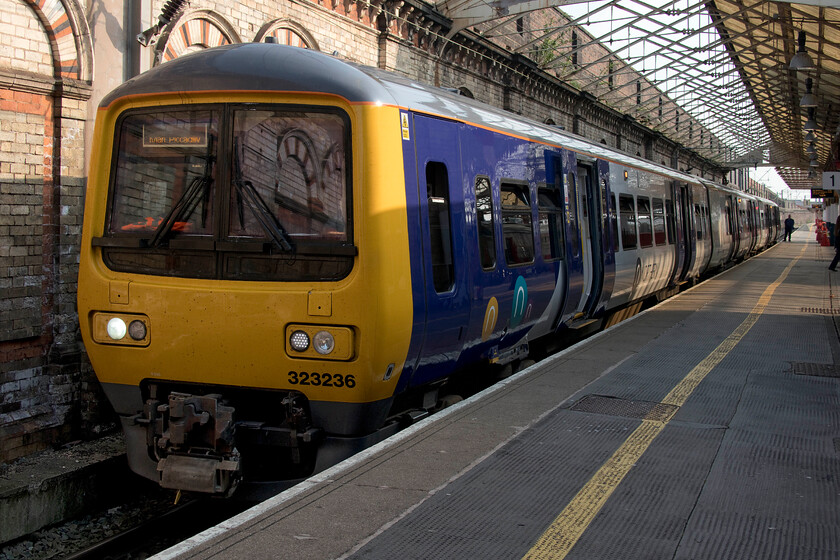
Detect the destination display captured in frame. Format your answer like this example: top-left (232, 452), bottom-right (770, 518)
top-left (143, 123), bottom-right (208, 148)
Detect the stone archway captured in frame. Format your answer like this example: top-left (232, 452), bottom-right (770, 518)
top-left (156, 10), bottom-right (241, 64)
top-left (255, 19), bottom-right (319, 50)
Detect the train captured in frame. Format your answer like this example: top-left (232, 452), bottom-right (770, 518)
top-left (77, 43), bottom-right (781, 496)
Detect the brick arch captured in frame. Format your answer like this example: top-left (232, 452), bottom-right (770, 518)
top-left (157, 10), bottom-right (241, 64)
top-left (22, 0), bottom-right (92, 81)
top-left (255, 19), bottom-right (320, 51)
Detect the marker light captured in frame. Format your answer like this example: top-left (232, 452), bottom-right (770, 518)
top-left (128, 320), bottom-right (147, 341)
top-left (106, 318), bottom-right (127, 340)
top-left (289, 330), bottom-right (310, 352)
top-left (313, 331), bottom-right (335, 355)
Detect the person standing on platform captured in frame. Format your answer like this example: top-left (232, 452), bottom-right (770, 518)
top-left (829, 215), bottom-right (840, 271)
top-left (784, 215), bottom-right (795, 241)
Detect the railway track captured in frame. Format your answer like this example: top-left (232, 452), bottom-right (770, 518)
top-left (60, 498), bottom-right (250, 560)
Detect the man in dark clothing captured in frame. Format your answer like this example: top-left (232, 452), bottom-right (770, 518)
top-left (784, 215), bottom-right (794, 241)
top-left (830, 215), bottom-right (840, 271)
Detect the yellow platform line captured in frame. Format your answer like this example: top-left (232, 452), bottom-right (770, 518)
top-left (522, 244), bottom-right (806, 560)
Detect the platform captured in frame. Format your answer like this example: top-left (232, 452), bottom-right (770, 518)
top-left (152, 225), bottom-right (840, 560)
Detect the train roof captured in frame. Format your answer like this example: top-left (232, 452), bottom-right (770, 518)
top-left (102, 43), bottom-right (768, 203)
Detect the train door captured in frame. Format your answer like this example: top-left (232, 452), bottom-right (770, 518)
top-left (576, 161), bottom-right (604, 315)
top-left (409, 115), bottom-right (471, 385)
top-left (725, 195), bottom-right (737, 260)
top-left (674, 183), bottom-right (694, 282)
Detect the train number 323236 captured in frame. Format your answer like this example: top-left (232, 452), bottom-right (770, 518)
top-left (288, 371), bottom-right (356, 388)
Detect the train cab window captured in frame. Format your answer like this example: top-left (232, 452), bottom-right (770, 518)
top-left (474, 176), bottom-right (496, 269)
top-left (108, 109), bottom-right (220, 240)
top-left (652, 198), bottom-right (666, 245)
top-left (619, 194), bottom-right (637, 250)
top-left (538, 186), bottom-right (564, 261)
top-left (610, 194), bottom-right (619, 252)
top-left (637, 196), bottom-right (653, 248)
top-left (501, 182), bottom-right (534, 266)
top-left (101, 105), bottom-right (354, 282)
top-left (426, 162), bottom-right (455, 292)
top-left (665, 199), bottom-right (675, 245)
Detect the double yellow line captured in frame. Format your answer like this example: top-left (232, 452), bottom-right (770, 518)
top-left (523, 245), bottom-right (805, 559)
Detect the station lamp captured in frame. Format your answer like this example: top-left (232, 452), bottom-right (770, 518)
top-left (804, 108), bottom-right (817, 132)
top-left (789, 31), bottom-right (815, 71)
top-left (800, 78), bottom-right (817, 108)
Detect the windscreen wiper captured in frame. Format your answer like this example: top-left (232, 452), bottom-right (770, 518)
top-left (148, 174), bottom-right (212, 248)
top-left (233, 138), bottom-right (294, 253)
top-left (149, 141), bottom-right (214, 249)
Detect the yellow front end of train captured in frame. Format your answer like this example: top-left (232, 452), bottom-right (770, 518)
top-left (78, 89), bottom-right (414, 494)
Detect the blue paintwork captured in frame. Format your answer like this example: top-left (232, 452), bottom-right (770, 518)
top-left (398, 113), bottom-right (563, 392)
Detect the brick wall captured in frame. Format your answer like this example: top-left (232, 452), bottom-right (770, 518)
top-left (0, 0), bottom-right (99, 464)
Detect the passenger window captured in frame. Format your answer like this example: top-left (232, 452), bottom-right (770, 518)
top-left (638, 196), bottom-right (652, 248)
top-left (538, 187), bottom-right (564, 261)
top-left (619, 194), bottom-right (637, 250)
top-left (652, 198), bottom-right (666, 245)
top-left (426, 162), bottom-right (454, 293)
top-left (611, 194), bottom-right (619, 252)
top-left (474, 176), bottom-right (496, 270)
top-left (501, 182), bottom-right (534, 266)
top-left (665, 199), bottom-right (675, 245)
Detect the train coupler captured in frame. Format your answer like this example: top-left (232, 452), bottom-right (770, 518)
top-left (157, 452), bottom-right (241, 495)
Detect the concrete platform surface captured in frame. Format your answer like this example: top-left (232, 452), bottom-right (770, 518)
top-left (152, 226), bottom-right (840, 560)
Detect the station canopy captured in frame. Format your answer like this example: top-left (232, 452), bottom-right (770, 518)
top-left (435, 0), bottom-right (840, 190)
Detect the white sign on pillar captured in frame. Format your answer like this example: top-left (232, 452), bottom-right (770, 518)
top-left (823, 172), bottom-right (840, 191)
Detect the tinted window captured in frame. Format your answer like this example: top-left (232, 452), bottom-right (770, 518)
top-left (653, 198), bottom-right (666, 245)
top-left (538, 187), bottom-right (564, 261)
top-left (611, 194), bottom-right (619, 252)
top-left (501, 182), bottom-right (534, 266)
top-left (665, 198), bottom-right (675, 245)
top-left (638, 196), bottom-right (652, 248)
top-left (619, 194), bottom-right (637, 250)
top-left (475, 176), bottom-right (496, 269)
top-left (427, 162), bottom-right (454, 292)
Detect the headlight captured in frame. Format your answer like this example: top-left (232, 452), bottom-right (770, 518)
top-left (92, 313), bottom-right (151, 346)
top-left (289, 330), bottom-right (310, 352)
top-left (106, 318), bottom-right (127, 340)
top-left (285, 325), bottom-right (354, 361)
top-left (313, 331), bottom-right (335, 355)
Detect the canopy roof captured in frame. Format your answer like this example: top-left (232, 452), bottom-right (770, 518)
top-left (436, 0), bottom-right (840, 189)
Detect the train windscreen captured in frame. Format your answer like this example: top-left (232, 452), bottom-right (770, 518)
top-left (99, 105), bottom-right (353, 281)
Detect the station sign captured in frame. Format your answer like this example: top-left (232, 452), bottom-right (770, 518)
top-left (823, 172), bottom-right (840, 191)
top-left (811, 188), bottom-right (834, 199)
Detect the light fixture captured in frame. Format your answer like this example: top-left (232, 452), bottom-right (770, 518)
top-left (806, 141), bottom-right (817, 154)
top-left (805, 131), bottom-right (816, 142)
top-left (106, 318), bottom-right (127, 340)
top-left (809, 157), bottom-right (819, 168)
top-left (808, 170), bottom-right (817, 179)
top-left (289, 330), bottom-right (310, 352)
top-left (789, 31), bottom-right (815, 71)
top-left (800, 78), bottom-right (817, 107)
top-left (804, 108), bottom-right (817, 131)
